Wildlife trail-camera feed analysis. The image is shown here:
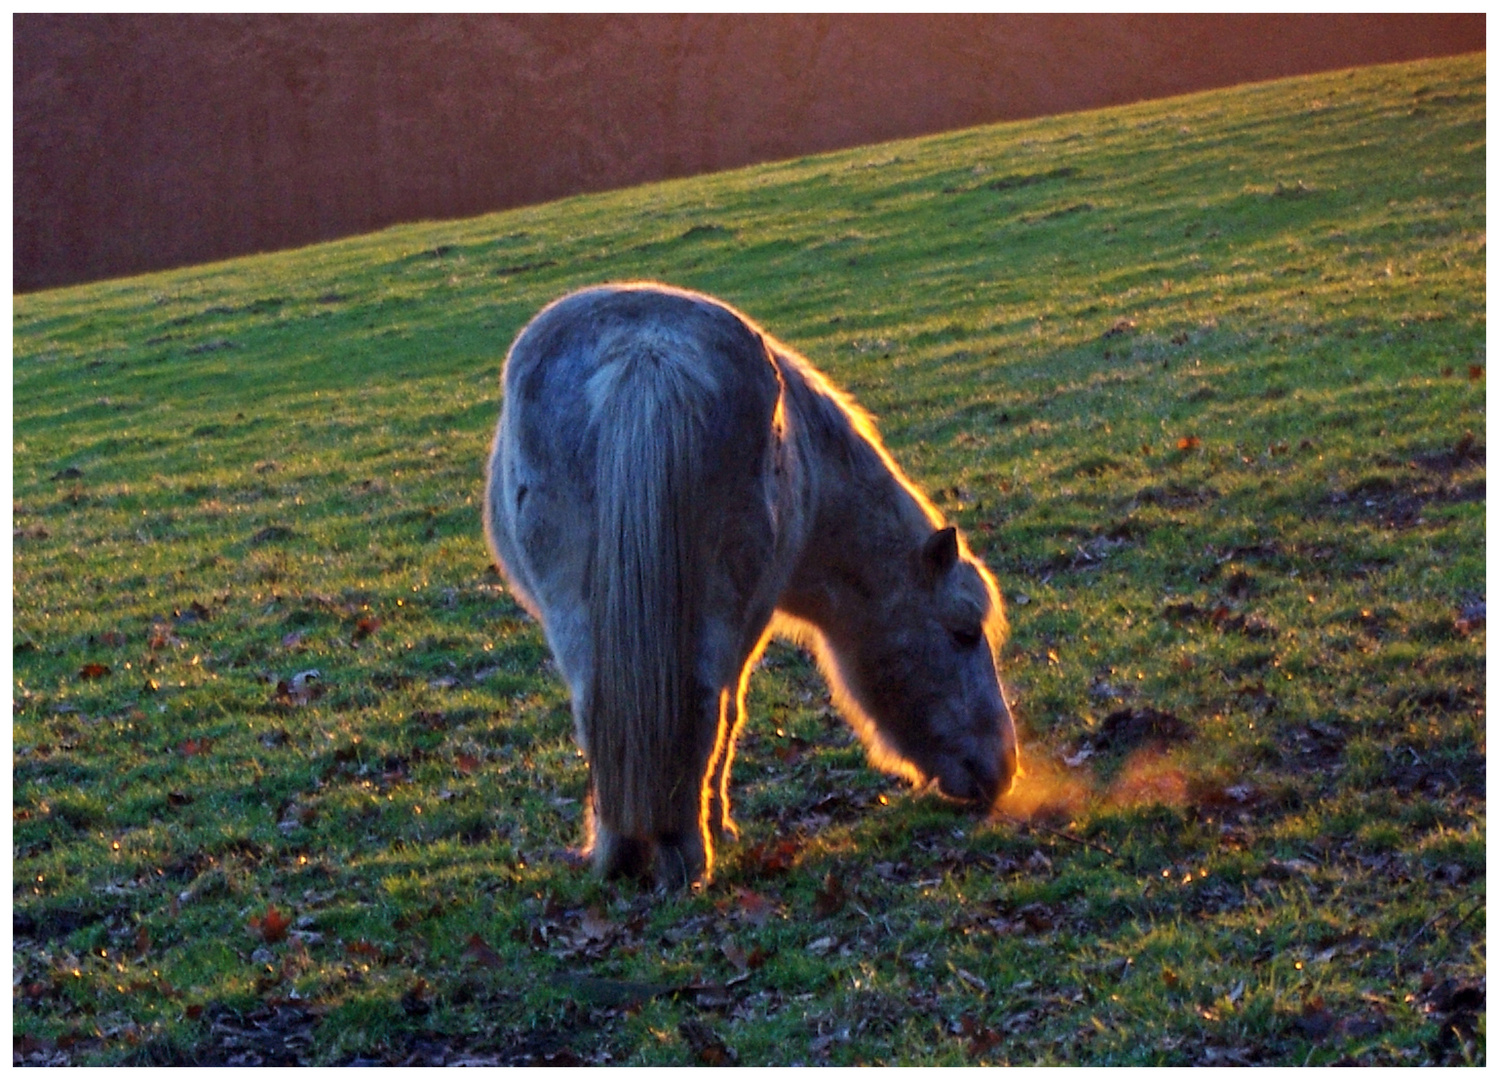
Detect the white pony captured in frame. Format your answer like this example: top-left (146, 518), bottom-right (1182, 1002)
top-left (485, 283), bottom-right (1018, 887)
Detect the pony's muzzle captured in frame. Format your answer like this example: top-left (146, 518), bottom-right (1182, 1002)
top-left (934, 732), bottom-right (1016, 810)
top-left (935, 696), bottom-right (1019, 809)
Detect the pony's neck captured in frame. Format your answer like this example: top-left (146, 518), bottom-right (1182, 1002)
top-left (775, 350), bottom-right (934, 638)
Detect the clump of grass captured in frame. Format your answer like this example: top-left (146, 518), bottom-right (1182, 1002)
top-left (13, 54), bottom-right (1484, 1065)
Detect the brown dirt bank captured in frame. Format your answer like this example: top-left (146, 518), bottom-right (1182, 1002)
top-left (14, 13), bottom-right (1484, 292)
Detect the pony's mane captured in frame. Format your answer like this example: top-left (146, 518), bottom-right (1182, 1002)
top-left (767, 340), bottom-right (944, 537)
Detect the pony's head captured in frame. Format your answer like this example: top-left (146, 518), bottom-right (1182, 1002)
top-left (823, 525), bottom-right (1018, 810)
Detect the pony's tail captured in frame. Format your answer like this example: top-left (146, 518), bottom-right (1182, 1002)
top-left (585, 363), bottom-right (704, 843)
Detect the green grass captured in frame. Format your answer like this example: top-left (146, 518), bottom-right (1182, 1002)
top-left (12, 54), bottom-right (1485, 1065)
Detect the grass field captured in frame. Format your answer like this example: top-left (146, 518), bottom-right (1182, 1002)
top-left (12, 54), bottom-right (1485, 1065)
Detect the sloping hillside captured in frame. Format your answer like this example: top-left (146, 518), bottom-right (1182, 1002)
top-left (13, 55), bottom-right (1484, 1065)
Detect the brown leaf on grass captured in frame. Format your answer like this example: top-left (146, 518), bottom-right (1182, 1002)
top-left (960, 1014), bottom-right (1003, 1059)
top-left (148, 623), bottom-right (183, 650)
top-left (345, 939), bottom-right (383, 962)
top-left (352, 617), bottom-right (382, 641)
top-left (463, 932), bottom-right (503, 968)
top-left (178, 738), bottom-right (213, 757)
top-left (133, 924), bottom-right (151, 960)
top-left (248, 906), bottom-right (292, 944)
top-left (721, 938), bottom-right (750, 972)
top-left (1468, 365), bottom-right (1484, 381)
top-left (773, 734), bottom-right (811, 764)
top-left (1016, 902), bottom-right (1055, 931)
top-left (1176, 435), bottom-right (1201, 451)
top-left (813, 871), bottom-right (847, 918)
top-left (721, 937), bottom-right (768, 973)
top-left (454, 753), bottom-right (480, 775)
top-left (401, 978), bottom-right (431, 1017)
top-left (78, 663), bottom-right (112, 680)
top-left (577, 905), bottom-right (615, 943)
top-left (727, 886), bottom-right (778, 926)
top-left (679, 1019), bottom-right (735, 1065)
top-left (742, 836), bottom-right (801, 877)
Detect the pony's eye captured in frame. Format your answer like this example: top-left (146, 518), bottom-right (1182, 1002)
top-left (951, 628), bottom-right (983, 650)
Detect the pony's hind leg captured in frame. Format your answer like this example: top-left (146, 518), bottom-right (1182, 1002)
top-left (586, 794), bottom-right (654, 880)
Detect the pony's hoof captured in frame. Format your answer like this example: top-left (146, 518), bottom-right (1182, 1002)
top-left (593, 834), bottom-right (654, 881)
top-left (653, 834), bottom-right (708, 890)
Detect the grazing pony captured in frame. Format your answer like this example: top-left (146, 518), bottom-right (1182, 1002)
top-left (484, 283), bottom-right (1018, 887)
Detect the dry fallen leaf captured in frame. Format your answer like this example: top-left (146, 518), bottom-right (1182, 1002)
top-left (721, 938), bottom-right (750, 972)
top-left (742, 836), bottom-right (800, 877)
top-left (148, 624), bottom-right (183, 650)
top-left (960, 1013), bottom-right (1003, 1058)
top-left (679, 1019), bottom-right (735, 1065)
top-left (813, 871), bottom-right (846, 918)
top-left (578, 905), bottom-right (615, 942)
top-left (1176, 435), bottom-right (1201, 451)
top-left (78, 663), bottom-right (112, 680)
top-left (730, 886), bottom-right (778, 926)
top-left (345, 939), bottom-right (382, 960)
top-left (463, 932), bottom-right (503, 969)
top-left (248, 906), bottom-right (292, 944)
top-left (352, 616), bottom-right (382, 641)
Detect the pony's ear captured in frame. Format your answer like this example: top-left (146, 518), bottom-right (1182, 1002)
top-left (922, 526), bottom-right (959, 577)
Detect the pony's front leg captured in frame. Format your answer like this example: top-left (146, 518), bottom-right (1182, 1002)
top-left (706, 668), bottom-right (755, 843)
top-left (652, 682), bottom-right (726, 889)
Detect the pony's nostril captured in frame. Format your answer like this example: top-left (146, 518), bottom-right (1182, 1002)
top-left (961, 753), bottom-right (1001, 804)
